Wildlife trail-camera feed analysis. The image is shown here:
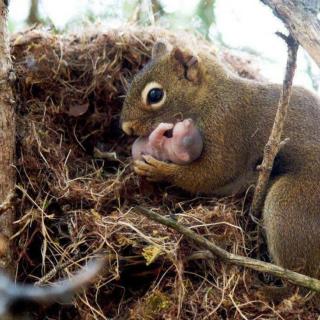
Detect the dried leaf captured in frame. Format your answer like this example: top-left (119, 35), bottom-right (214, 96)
top-left (67, 102), bottom-right (89, 117)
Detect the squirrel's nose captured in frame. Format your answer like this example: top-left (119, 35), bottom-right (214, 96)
top-left (122, 121), bottom-right (134, 136)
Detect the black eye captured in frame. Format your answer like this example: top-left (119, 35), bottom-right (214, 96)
top-left (147, 88), bottom-right (164, 104)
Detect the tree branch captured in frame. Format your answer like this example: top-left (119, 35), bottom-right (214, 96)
top-left (0, 1), bottom-right (16, 273)
top-left (27, 0), bottom-right (41, 26)
top-left (135, 206), bottom-right (320, 292)
top-left (251, 34), bottom-right (299, 216)
top-left (261, 0), bottom-right (320, 67)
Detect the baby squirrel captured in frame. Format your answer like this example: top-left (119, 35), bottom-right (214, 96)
top-left (132, 118), bottom-right (203, 164)
top-left (121, 42), bottom-right (320, 279)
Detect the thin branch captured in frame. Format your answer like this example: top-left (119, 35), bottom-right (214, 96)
top-left (251, 34), bottom-right (299, 216)
top-left (0, 191), bottom-right (14, 216)
top-left (135, 206), bottom-right (320, 292)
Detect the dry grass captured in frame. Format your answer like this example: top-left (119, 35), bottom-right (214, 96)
top-left (9, 25), bottom-right (317, 319)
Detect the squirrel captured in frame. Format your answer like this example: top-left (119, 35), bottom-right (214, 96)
top-left (120, 41), bottom-right (320, 281)
top-left (132, 118), bottom-right (203, 164)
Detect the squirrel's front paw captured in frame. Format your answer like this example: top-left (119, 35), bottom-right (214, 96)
top-left (133, 155), bottom-right (177, 182)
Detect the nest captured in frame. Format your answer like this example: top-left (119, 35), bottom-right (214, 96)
top-left (9, 25), bottom-right (313, 319)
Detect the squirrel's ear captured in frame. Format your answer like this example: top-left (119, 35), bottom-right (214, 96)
top-left (152, 42), bottom-right (168, 60)
top-left (172, 47), bottom-right (201, 83)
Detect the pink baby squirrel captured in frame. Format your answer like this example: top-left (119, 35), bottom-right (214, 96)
top-left (132, 118), bottom-right (203, 165)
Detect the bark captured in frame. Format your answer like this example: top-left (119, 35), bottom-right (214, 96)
top-left (27, 0), bottom-right (41, 26)
top-left (251, 34), bottom-right (299, 216)
top-left (0, 0), bottom-right (15, 272)
top-left (261, 0), bottom-right (320, 67)
top-left (136, 206), bottom-right (320, 292)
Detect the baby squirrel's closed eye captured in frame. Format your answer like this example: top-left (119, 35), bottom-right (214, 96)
top-left (182, 136), bottom-right (193, 146)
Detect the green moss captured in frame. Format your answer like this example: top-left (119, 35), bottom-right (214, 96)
top-left (142, 291), bottom-right (172, 318)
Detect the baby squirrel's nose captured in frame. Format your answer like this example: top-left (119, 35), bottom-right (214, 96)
top-left (122, 121), bottom-right (134, 136)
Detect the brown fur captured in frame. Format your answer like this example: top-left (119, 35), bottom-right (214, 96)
top-left (120, 42), bottom-right (320, 278)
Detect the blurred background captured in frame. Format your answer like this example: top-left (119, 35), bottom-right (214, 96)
top-left (9, 0), bottom-right (320, 93)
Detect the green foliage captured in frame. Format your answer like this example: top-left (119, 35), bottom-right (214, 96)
top-left (196, 0), bottom-right (215, 39)
top-left (8, 19), bottom-right (15, 33)
top-left (9, 0), bottom-right (217, 37)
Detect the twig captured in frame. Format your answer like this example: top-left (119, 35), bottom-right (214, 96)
top-left (251, 33), bottom-right (299, 217)
top-left (135, 206), bottom-right (320, 292)
top-left (0, 191), bottom-right (14, 216)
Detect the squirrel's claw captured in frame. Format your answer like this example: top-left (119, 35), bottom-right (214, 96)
top-left (133, 160), bottom-right (151, 176)
top-left (133, 155), bottom-right (176, 182)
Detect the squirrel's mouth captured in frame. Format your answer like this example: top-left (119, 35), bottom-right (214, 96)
top-left (122, 115), bottom-right (184, 138)
top-left (122, 120), bottom-right (152, 136)
top-left (121, 118), bottom-right (171, 137)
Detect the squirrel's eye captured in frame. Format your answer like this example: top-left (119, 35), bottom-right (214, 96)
top-left (147, 88), bottom-right (164, 104)
top-left (141, 81), bottom-right (166, 110)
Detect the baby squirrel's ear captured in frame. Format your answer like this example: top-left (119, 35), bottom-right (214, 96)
top-left (172, 47), bottom-right (201, 83)
top-left (152, 42), bottom-right (168, 60)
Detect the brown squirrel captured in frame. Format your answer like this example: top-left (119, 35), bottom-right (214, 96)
top-left (120, 41), bottom-right (320, 280)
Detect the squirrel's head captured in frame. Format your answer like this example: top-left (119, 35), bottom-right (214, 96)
top-left (121, 42), bottom-right (205, 136)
